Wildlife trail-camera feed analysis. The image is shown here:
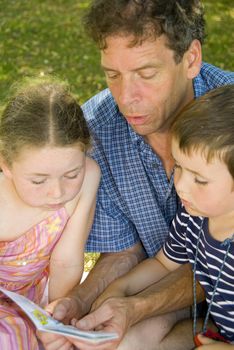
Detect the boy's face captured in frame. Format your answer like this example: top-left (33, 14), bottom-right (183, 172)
top-left (1, 145), bottom-right (86, 209)
top-left (172, 138), bottom-right (234, 218)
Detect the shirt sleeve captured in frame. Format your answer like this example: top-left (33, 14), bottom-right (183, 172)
top-left (163, 205), bottom-right (190, 264)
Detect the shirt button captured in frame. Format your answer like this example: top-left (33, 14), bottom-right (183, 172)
top-left (17, 260), bottom-right (27, 266)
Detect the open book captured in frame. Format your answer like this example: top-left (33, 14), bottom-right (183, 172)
top-left (0, 287), bottom-right (118, 343)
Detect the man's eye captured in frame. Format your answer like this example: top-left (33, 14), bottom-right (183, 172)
top-left (139, 69), bottom-right (157, 80)
top-left (140, 73), bottom-right (157, 79)
top-left (106, 73), bottom-right (119, 80)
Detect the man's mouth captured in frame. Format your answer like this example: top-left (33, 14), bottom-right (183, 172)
top-left (125, 115), bottom-right (148, 126)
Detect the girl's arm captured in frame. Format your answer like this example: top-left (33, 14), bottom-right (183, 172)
top-left (48, 158), bottom-right (101, 302)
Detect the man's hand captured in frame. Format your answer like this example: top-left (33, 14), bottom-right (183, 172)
top-left (68, 296), bottom-right (134, 350)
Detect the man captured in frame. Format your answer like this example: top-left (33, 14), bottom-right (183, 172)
top-left (39, 1), bottom-right (234, 349)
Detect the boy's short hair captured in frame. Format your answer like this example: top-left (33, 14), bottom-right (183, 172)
top-left (171, 84), bottom-right (234, 177)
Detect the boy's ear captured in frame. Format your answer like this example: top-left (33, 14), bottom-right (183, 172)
top-left (185, 39), bottom-right (202, 80)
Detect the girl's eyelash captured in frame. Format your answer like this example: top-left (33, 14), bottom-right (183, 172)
top-left (194, 178), bottom-right (208, 185)
top-left (32, 180), bottom-right (45, 185)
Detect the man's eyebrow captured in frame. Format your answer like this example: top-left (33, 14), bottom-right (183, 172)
top-left (101, 63), bottom-right (160, 72)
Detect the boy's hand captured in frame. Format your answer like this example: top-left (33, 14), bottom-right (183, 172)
top-left (195, 333), bottom-right (234, 349)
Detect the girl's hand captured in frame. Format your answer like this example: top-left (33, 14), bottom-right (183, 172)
top-left (195, 333), bottom-right (234, 349)
top-left (38, 296), bottom-right (84, 350)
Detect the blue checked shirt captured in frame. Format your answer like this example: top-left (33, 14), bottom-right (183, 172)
top-left (82, 63), bottom-right (234, 257)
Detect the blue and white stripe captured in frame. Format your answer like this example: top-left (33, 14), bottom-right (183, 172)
top-left (163, 206), bottom-right (234, 342)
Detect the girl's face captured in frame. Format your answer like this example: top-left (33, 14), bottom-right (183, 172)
top-left (172, 138), bottom-right (234, 218)
top-left (2, 145), bottom-right (86, 209)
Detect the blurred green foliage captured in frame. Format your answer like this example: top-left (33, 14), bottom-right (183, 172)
top-left (0, 0), bottom-right (233, 104)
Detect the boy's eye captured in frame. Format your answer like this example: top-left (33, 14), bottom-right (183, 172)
top-left (65, 174), bottom-right (78, 180)
top-left (174, 163), bottom-right (181, 170)
top-left (194, 178), bottom-right (208, 185)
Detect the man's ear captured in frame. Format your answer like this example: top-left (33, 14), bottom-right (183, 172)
top-left (185, 39), bottom-right (202, 80)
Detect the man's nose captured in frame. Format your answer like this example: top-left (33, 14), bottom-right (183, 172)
top-left (118, 77), bottom-right (140, 107)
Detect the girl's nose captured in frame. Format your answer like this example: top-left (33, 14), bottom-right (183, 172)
top-left (48, 181), bottom-right (63, 199)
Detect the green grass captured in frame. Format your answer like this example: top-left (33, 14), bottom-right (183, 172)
top-left (0, 0), bottom-right (233, 104)
top-left (0, 0), bottom-right (233, 270)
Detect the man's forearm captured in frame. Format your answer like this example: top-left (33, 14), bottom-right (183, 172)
top-left (128, 263), bottom-right (205, 326)
top-left (67, 242), bottom-right (146, 315)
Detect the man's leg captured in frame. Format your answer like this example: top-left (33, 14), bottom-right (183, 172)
top-left (117, 308), bottom-right (190, 350)
top-left (156, 318), bottom-right (197, 350)
top-left (157, 317), bottom-right (218, 350)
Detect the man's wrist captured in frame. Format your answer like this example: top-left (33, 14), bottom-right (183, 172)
top-left (127, 295), bottom-right (154, 326)
top-left (67, 287), bottom-right (91, 317)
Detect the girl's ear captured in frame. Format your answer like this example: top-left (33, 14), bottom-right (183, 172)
top-left (0, 157), bottom-right (13, 179)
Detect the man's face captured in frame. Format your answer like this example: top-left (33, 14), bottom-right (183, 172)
top-left (101, 35), bottom-right (197, 137)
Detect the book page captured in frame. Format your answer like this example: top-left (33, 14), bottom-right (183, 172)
top-left (0, 287), bottom-right (118, 343)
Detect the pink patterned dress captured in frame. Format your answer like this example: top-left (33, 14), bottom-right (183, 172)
top-left (0, 207), bottom-right (69, 349)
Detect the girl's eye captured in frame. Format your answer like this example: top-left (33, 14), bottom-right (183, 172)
top-left (194, 178), bottom-right (208, 185)
top-left (31, 179), bottom-right (46, 185)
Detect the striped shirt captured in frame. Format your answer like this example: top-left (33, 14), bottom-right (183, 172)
top-left (83, 62), bottom-right (234, 257)
top-left (163, 206), bottom-right (234, 342)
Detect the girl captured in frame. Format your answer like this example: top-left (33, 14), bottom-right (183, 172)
top-left (0, 77), bottom-right (100, 349)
